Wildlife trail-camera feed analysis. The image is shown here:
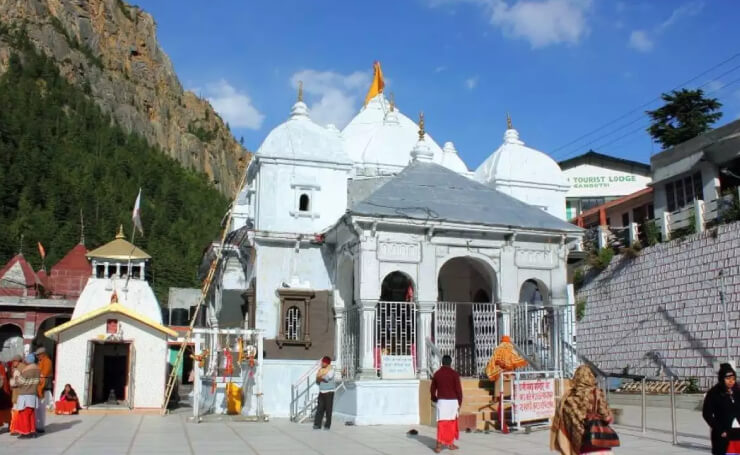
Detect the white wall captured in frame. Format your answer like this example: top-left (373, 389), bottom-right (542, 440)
top-left (54, 314), bottom-right (168, 409)
top-left (253, 243), bottom-right (333, 338)
top-left (334, 379), bottom-right (420, 425)
top-left (74, 277), bottom-right (161, 323)
top-left (255, 161), bottom-right (349, 234)
top-left (563, 163), bottom-right (651, 198)
top-left (495, 184), bottom-right (567, 220)
top-left (261, 359), bottom-right (317, 417)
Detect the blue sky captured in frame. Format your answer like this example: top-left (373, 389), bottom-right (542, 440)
top-left (136, 0), bottom-right (740, 169)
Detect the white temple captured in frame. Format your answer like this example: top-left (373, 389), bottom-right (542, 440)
top-left (210, 63), bottom-right (582, 424)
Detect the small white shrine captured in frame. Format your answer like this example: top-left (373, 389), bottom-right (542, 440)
top-left (46, 227), bottom-right (175, 409)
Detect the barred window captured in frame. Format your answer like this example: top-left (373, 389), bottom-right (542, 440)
top-left (285, 306), bottom-right (301, 341)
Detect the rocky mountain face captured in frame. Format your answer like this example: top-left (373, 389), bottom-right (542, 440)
top-left (0, 0), bottom-right (249, 195)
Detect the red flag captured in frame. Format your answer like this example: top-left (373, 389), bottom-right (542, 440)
top-left (37, 242), bottom-right (46, 260)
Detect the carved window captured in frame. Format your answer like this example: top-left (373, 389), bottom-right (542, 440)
top-left (285, 306), bottom-right (301, 340)
top-left (276, 288), bottom-right (314, 348)
top-left (299, 194), bottom-right (310, 212)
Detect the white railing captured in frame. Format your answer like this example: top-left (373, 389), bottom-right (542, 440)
top-left (290, 359), bottom-right (321, 423)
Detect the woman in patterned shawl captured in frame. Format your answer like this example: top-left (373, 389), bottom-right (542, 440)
top-left (550, 365), bottom-right (614, 455)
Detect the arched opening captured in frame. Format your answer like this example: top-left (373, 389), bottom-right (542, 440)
top-left (380, 271), bottom-right (414, 302)
top-left (514, 279), bottom-right (555, 369)
top-left (32, 316), bottom-right (71, 363)
top-left (285, 306), bottom-right (302, 341)
top-left (375, 272), bottom-right (416, 372)
top-left (436, 256), bottom-right (497, 377)
top-left (0, 323), bottom-right (24, 362)
top-left (299, 194), bottom-right (310, 212)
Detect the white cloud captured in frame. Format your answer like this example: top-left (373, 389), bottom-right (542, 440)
top-left (658, 1), bottom-right (704, 32)
top-left (202, 80), bottom-right (264, 130)
top-left (290, 69), bottom-right (371, 128)
top-left (628, 30), bottom-right (653, 52)
top-left (425, 0), bottom-right (592, 48)
top-left (435, 65), bottom-right (448, 73)
top-left (489, 0), bottom-right (592, 48)
top-left (465, 76), bottom-right (479, 90)
top-left (705, 80), bottom-right (725, 93)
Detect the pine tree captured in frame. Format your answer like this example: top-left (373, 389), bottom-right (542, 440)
top-left (646, 88), bottom-right (723, 149)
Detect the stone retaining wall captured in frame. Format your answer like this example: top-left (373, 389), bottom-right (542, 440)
top-left (576, 222), bottom-right (740, 389)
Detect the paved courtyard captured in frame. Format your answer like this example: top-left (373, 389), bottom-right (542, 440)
top-left (0, 407), bottom-right (712, 455)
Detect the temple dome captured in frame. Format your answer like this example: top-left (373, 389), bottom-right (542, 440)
top-left (439, 142), bottom-right (469, 174)
top-left (256, 100), bottom-right (352, 165)
top-left (475, 126), bottom-right (568, 189)
top-left (342, 94), bottom-right (450, 174)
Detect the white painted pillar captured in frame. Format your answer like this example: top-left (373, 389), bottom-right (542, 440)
top-left (416, 302), bottom-right (434, 379)
top-left (358, 300), bottom-right (378, 379)
top-left (333, 306), bottom-right (345, 379)
top-left (694, 200), bottom-right (705, 233)
top-left (661, 211), bottom-right (671, 241)
top-left (597, 226), bottom-right (609, 249)
top-left (628, 222), bottom-right (639, 246)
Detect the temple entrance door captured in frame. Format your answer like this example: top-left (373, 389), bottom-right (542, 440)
top-left (89, 341), bottom-right (130, 406)
top-left (437, 257), bottom-right (497, 377)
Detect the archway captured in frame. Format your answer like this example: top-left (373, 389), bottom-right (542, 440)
top-left (33, 316), bottom-right (71, 363)
top-left (514, 279), bottom-right (555, 369)
top-left (375, 272), bottom-right (416, 372)
top-left (436, 256), bottom-right (497, 377)
top-left (0, 323), bottom-right (24, 362)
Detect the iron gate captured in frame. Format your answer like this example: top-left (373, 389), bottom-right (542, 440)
top-left (434, 302), bottom-right (498, 377)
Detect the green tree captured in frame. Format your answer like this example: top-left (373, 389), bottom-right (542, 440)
top-left (646, 88), bottom-right (722, 149)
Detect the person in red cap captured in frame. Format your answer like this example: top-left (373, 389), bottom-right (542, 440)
top-left (313, 356), bottom-right (335, 430)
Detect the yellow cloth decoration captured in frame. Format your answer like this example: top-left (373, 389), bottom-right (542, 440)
top-left (485, 338), bottom-right (527, 381)
top-left (364, 61), bottom-right (385, 105)
top-left (226, 382), bottom-right (242, 415)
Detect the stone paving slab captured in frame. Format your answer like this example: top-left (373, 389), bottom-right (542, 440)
top-left (0, 411), bottom-right (712, 455)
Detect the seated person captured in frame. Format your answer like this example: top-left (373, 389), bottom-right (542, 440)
top-left (55, 384), bottom-right (80, 415)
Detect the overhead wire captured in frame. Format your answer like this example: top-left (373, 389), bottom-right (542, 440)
top-left (550, 52), bottom-right (740, 159)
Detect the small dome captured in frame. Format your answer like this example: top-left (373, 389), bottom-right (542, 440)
top-left (256, 101), bottom-right (352, 165)
top-left (342, 94), bottom-right (444, 172)
top-left (475, 127), bottom-right (568, 189)
top-left (440, 142), bottom-right (469, 174)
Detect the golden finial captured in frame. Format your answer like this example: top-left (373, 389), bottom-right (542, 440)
top-left (418, 111), bottom-right (425, 141)
top-left (116, 224), bottom-right (125, 239)
top-left (389, 92), bottom-right (395, 112)
top-left (297, 80), bottom-right (303, 102)
top-left (506, 112), bottom-right (513, 130)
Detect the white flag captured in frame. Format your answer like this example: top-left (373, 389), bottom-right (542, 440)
top-left (132, 188), bottom-right (144, 236)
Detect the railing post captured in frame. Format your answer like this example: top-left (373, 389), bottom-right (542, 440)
top-left (641, 378), bottom-right (646, 434)
top-left (628, 222), bottom-right (639, 246)
top-left (695, 199), bottom-right (705, 233)
top-left (660, 211), bottom-right (671, 241)
top-left (670, 379), bottom-right (678, 445)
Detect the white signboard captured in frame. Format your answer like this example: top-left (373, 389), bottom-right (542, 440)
top-left (563, 164), bottom-right (651, 198)
top-left (514, 379), bottom-right (556, 422)
top-left (381, 355), bottom-right (415, 379)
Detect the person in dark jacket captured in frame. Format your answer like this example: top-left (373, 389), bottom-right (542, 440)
top-left (703, 363), bottom-right (740, 455)
top-left (430, 355), bottom-right (463, 453)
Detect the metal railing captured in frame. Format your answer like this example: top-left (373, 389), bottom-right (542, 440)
top-left (509, 303), bottom-right (576, 377)
top-left (374, 301), bottom-right (417, 375)
top-left (290, 359), bottom-right (321, 423)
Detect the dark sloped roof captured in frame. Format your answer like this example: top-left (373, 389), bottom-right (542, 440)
top-left (350, 161), bottom-right (581, 233)
top-left (559, 150), bottom-right (650, 173)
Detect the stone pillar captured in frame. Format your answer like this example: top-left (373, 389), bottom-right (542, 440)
top-left (628, 222), bottom-right (639, 246)
top-left (416, 302), bottom-right (435, 379)
top-left (358, 299), bottom-right (378, 379)
top-left (597, 226), bottom-right (609, 249)
top-left (660, 211), bottom-right (671, 241)
top-left (499, 245), bottom-right (517, 336)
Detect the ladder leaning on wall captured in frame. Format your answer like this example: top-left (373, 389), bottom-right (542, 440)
top-left (160, 167), bottom-right (249, 415)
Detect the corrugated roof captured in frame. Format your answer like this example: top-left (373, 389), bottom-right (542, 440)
top-left (45, 302), bottom-right (176, 338)
top-left (351, 161), bottom-right (581, 232)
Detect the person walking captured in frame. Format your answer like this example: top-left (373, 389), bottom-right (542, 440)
top-left (8, 355), bottom-right (25, 435)
top-left (703, 363), bottom-right (740, 455)
top-left (430, 355), bottom-right (463, 453)
top-left (551, 365), bottom-right (616, 454)
top-left (12, 354), bottom-right (40, 439)
top-left (313, 356), bottom-right (335, 430)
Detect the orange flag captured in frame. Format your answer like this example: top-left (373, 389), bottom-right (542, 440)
top-left (37, 242), bottom-right (46, 260)
top-left (364, 61), bottom-right (385, 105)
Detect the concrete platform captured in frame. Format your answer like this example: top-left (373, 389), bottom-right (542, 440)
top-left (0, 407), bottom-right (712, 454)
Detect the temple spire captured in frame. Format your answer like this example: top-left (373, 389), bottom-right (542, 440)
top-left (116, 224), bottom-right (125, 239)
top-left (418, 111), bottom-right (425, 141)
top-left (297, 80), bottom-right (303, 103)
top-left (506, 112), bottom-right (513, 130)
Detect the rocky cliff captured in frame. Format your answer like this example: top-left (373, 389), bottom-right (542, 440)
top-left (0, 0), bottom-right (248, 195)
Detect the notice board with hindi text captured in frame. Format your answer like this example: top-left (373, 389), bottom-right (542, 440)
top-left (513, 378), bottom-right (556, 422)
top-left (380, 355), bottom-right (415, 379)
